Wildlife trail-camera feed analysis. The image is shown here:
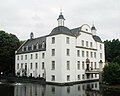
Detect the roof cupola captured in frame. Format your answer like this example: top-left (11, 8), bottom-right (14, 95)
top-left (57, 12), bottom-right (65, 26)
top-left (91, 24), bottom-right (97, 35)
top-left (30, 32), bottom-right (34, 39)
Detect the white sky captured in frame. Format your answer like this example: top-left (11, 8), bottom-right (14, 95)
top-left (0, 0), bottom-right (120, 41)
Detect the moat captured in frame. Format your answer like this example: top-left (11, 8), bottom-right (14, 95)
top-left (0, 81), bottom-right (120, 96)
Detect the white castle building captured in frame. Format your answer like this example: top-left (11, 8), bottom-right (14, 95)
top-left (15, 12), bottom-right (105, 84)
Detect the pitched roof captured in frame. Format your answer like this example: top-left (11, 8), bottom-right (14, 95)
top-left (16, 36), bottom-right (46, 54)
top-left (71, 27), bottom-right (81, 37)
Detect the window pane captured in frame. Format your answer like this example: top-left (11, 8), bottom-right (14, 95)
top-left (52, 37), bottom-right (55, 44)
top-left (66, 37), bottom-right (70, 44)
top-left (67, 49), bottom-right (70, 56)
top-left (77, 61), bottom-right (80, 70)
top-left (52, 49), bottom-right (55, 56)
top-left (77, 50), bottom-right (80, 57)
top-left (52, 61), bottom-right (55, 70)
top-left (82, 51), bottom-right (84, 57)
top-left (67, 61), bottom-right (70, 70)
top-left (42, 62), bottom-right (44, 69)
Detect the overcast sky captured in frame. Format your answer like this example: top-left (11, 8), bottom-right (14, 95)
top-left (0, 0), bottom-right (120, 41)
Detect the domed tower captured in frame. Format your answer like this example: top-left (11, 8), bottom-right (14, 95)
top-left (30, 32), bottom-right (34, 39)
top-left (57, 12), bottom-right (65, 26)
top-left (91, 24), bottom-right (97, 35)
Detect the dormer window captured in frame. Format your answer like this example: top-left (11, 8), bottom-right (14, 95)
top-left (39, 44), bottom-right (41, 49)
top-left (36, 43), bottom-right (39, 49)
top-left (42, 42), bottom-right (45, 49)
top-left (32, 45), bottom-right (34, 50)
top-left (26, 46), bottom-right (28, 51)
top-left (22, 46), bottom-right (24, 51)
top-left (34, 45), bottom-right (36, 50)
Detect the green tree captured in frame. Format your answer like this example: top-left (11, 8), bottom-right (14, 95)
top-left (0, 30), bottom-right (20, 74)
top-left (103, 62), bottom-right (120, 85)
top-left (104, 39), bottom-right (120, 64)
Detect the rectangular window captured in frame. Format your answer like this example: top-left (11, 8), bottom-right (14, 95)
top-left (86, 51), bottom-right (89, 57)
top-left (100, 44), bottom-right (102, 49)
top-left (90, 42), bottom-right (92, 47)
top-left (86, 41), bottom-right (88, 47)
top-left (17, 63), bottom-right (19, 69)
top-left (82, 51), bottom-right (84, 57)
top-left (51, 75), bottom-right (55, 81)
top-left (82, 74), bottom-right (85, 79)
top-left (95, 74), bottom-right (97, 78)
top-left (82, 40), bottom-right (84, 46)
top-left (66, 37), bottom-right (70, 44)
top-left (52, 61), bottom-right (55, 70)
top-left (21, 63), bottom-right (23, 69)
top-left (21, 55), bottom-right (23, 60)
top-left (67, 61), bottom-right (70, 70)
top-left (52, 49), bottom-right (55, 56)
top-left (94, 62), bottom-right (97, 69)
top-left (78, 75), bottom-right (80, 80)
top-left (67, 75), bottom-right (70, 81)
top-left (94, 52), bottom-right (96, 58)
top-left (30, 63), bottom-right (32, 69)
top-left (91, 52), bottom-right (93, 58)
top-left (35, 53), bottom-right (38, 59)
top-left (42, 62), bottom-right (44, 69)
top-left (52, 37), bottom-right (55, 44)
top-left (35, 63), bottom-right (38, 69)
top-left (82, 61), bottom-right (84, 70)
top-left (25, 55), bottom-right (27, 60)
top-left (17, 56), bottom-right (19, 60)
top-left (100, 53), bottom-right (102, 59)
top-left (91, 62), bottom-right (93, 69)
top-left (25, 63), bottom-right (27, 70)
top-left (42, 53), bottom-right (45, 58)
top-left (77, 61), bottom-right (80, 70)
top-left (31, 54), bottom-right (33, 59)
top-left (66, 49), bottom-right (70, 56)
top-left (77, 50), bottom-right (80, 57)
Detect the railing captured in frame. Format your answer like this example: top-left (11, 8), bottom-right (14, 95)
top-left (85, 68), bottom-right (99, 74)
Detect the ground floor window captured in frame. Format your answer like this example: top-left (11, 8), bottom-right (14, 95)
top-left (51, 75), bottom-right (55, 81)
top-left (67, 75), bottom-right (70, 81)
top-left (78, 75), bottom-right (80, 80)
top-left (82, 74), bottom-right (85, 79)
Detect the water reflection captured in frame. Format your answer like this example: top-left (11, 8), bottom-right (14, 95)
top-left (1, 81), bottom-right (120, 96)
top-left (14, 82), bottom-right (99, 96)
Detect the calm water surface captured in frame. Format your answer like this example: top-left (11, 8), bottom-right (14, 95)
top-left (0, 81), bottom-right (120, 96)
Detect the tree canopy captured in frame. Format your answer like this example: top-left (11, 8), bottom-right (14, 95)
top-left (0, 30), bottom-right (20, 72)
top-left (103, 39), bottom-right (120, 85)
top-left (103, 62), bottom-right (120, 85)
top-left (104, 39), bottom-right (120, 64)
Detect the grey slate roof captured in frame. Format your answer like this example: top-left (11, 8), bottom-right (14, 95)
top-left (16, 36), bottom-right (46, 54)
top-left (93, 35), bottom-right (102, 43)
top-left (71, 27), bottom-right (81, 37)
top-left (49, 26), bottom-right (75, 37)
top-left (71, 27), bottom-right (102, 43)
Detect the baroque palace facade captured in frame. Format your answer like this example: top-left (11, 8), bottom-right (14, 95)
top-left (15, 12), bottom-right (105, 84)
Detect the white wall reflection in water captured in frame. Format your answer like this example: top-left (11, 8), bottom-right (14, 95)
top-left (14, 82), bottom-right (100, 96)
